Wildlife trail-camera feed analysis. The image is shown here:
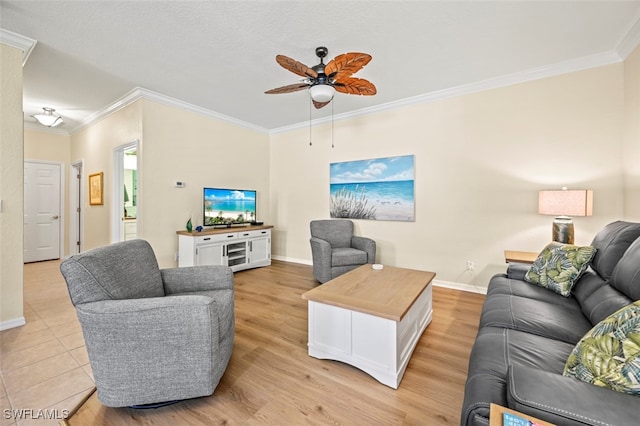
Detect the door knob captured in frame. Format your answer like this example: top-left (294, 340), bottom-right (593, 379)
top-left (52, 215), bottom-right (59, 220)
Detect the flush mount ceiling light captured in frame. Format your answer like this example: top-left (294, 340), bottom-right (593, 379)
top-left (32, 107), bottom-right (63, 127)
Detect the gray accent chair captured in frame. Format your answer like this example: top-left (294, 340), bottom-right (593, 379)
top-left (310, 219), bottom-right (376, 283)
top-left (60, 239), bottom-right (234, 408)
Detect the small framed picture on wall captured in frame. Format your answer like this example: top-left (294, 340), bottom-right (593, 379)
top-left (89, 172), bottom-right (103, 206)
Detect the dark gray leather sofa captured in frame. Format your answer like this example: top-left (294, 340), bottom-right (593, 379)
top-left (461, 221), bottom-right (640, 426)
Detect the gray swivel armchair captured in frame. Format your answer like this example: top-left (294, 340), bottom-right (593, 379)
top-left (310, 219), bottom-right (376, 283)
top-left (60, 239), bottom-right (234, 408)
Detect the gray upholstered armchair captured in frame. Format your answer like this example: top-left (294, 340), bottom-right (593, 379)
top-left (310, 219), bottom-right (376, 283)
top-left (60, 239), bottom-right (234, 408)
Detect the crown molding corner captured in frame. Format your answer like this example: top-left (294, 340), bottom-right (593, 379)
top-left (617, 14), bottom-right (640, 59)
top-left (0, 29), bottom-right (37, 66)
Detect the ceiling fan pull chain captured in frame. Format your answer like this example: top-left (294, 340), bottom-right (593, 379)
top-left (309, 98), bottom-right (312, 146)
top-left (331, 100), bottom-right (335, 148)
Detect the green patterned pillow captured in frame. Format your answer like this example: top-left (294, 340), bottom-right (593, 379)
top-left (524, 242), bottom-right (596, 297)
top-left (563, 301), bottom-right (640, 395)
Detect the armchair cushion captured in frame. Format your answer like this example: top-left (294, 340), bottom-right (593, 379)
top-left (332, 247), bottom-right (367, 266)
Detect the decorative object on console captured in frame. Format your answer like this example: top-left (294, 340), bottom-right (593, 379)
top-left (538, 188), bottom-right (593, 244)
top-left (186, 218), bottom-right (193, 233)
top-left (330, 155), bottom-right (415, 221)
top-left (32, 107), bottom-right (63, 127)
top-left (265, 46), bottom-right (376, 109)
top-left (524, 242), bottom-right (596, 297)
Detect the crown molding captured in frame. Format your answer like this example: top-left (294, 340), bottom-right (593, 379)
top-left (617, 14), bottom-right (640, 59)
top-left (69, 87), bottom-right (269, 135)
top-left (270, 50), bottom-right (623, 134)
top-left (0, 29), bottom-right (36, 66)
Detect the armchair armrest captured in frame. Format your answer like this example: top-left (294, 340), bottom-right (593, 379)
top-left (161, 265), bottom-right (233, 295)
top-left (506, 263), bottom-right (530, 281)
top-left (507, 365), bottom-right (639, 426)
top-left (310, 237), bottom-right (332, 283)
top-left (351, 236), bottom-right (376, 263)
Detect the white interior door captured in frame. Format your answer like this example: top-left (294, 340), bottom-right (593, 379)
top-left (24, 161), bottom-right (62, 262)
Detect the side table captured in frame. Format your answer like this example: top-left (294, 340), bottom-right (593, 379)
top-left (504, 250), bottom-right (538, 264)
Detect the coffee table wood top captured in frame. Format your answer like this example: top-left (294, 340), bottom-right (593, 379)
top-left (302, 265), bottom-right (436, 321)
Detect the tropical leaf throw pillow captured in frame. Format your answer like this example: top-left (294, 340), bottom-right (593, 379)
top-left (563, 301), bottom-right (640, 395)
top-left (524, 242), bottom-right (596, 297)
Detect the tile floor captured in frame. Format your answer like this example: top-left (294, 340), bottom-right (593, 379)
top-left (0, 260), bottom-right (94, 426)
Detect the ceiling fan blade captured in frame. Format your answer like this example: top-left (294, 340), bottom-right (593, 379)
top-left (334, 78), bottom-right (377, 96)
top-left (275, 55), bottom-right (318, 79)
top-left (265, 83), bottom-right (310, 94)
top-left (325, 52), bottom-right (372, 82)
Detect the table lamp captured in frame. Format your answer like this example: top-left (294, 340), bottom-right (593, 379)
top-left (538, 188), bottom-right (593, 244)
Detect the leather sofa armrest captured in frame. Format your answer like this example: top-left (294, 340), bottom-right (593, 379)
top-left (507, 365), bottom-right (639, 426)
top-left (506, 263), bottom-right (530, 281)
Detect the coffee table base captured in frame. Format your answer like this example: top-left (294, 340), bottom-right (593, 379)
top-left (307, 284), bottom-right (432, 389)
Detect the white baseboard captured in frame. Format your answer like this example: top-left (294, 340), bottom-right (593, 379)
top-left (0, 317), bottom-right (26, 331)
top-left (271, 256), bottom-right (487, 294)
top-left (433, 279), bottom-right (487, 295)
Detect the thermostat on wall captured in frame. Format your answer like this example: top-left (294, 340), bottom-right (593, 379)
top-left (174, 181), bottom-right (186, 188)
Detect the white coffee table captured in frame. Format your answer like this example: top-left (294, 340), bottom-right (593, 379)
top-left (302, 264), bottom-right (435, 389)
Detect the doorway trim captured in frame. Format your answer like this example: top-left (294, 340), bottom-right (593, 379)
top-left (70, 160), bottom-right (83, 254)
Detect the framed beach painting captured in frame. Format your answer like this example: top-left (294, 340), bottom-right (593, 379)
top-left (330, 155), bottom-right (415, 221)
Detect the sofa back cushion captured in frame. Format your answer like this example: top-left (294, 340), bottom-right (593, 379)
top-left (609, 237), bottom-right (640, 301)
top-left (589, 221), bottom-right (640, 280)
top-left (60, 239), bottom-right (165, 305)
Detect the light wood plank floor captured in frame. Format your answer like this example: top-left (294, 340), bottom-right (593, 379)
top-left (1, 260), bottom-right (485, 425)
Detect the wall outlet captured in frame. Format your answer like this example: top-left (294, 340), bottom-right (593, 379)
top-left (466, 260), bottom-right (476, 271)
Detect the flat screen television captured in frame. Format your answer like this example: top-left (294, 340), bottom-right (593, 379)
top-left (203, 187), bottom-right (257, 226)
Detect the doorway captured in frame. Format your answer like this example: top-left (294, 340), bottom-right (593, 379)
top-left (112, 141), bottom-right (138, 242)
top-left (24, 160), bottom-right (63, 262)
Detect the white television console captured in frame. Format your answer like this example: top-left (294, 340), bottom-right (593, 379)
top-left (177, 225), bottom-right (272, 272)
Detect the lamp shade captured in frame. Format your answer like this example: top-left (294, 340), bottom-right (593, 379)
top-left (308, 84), bottom-right (335, 103)
top-left (538, 189), bottom-right (593, 217)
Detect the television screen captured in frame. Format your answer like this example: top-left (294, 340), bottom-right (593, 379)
top-left (203, 188), bottom-right (256, 226)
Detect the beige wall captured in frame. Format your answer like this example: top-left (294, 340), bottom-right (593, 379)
top-left (270, 64), bottom-right (625, 288)
top-left (623, 44), bottom-right (640, 220)
top-left (68, 99), bottom-right (269, 268)
top-left (70, 100), bottom-right (143, 251)
top-left (139, 100), bottom-right (270, 267)
top-left (24, 129), bottom-right (72, 254)
top-left (0, 44), bottom-right (24, 328)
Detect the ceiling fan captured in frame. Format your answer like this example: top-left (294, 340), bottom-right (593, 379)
top-left (265, 46), bottom-right (376, 109)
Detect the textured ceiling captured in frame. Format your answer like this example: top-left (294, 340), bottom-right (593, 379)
top-left (2, 0), bottom-right (640, 133)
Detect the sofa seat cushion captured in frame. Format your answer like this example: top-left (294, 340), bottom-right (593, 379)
top-left (524, 242), bottom-right (596, 297)
top-left (462, 327), bottom-right (575, 426)
top-left (564, 300), bottom-right (640, 395)
top-left (331, 247), bottom-right (367, 266)
top-left (480, 294), bottom-right (592, 344)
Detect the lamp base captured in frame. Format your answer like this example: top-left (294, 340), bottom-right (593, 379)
top-left (552, 217), bottom-right (574, 244)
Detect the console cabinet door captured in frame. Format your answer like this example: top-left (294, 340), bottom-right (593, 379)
top-left (249, 237), bottom-right (270, 265)
top-left (197, 243), bottom-right (225, 266)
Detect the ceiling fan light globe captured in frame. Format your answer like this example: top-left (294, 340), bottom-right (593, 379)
top-left (309, 84), bottom-right (335, 103)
